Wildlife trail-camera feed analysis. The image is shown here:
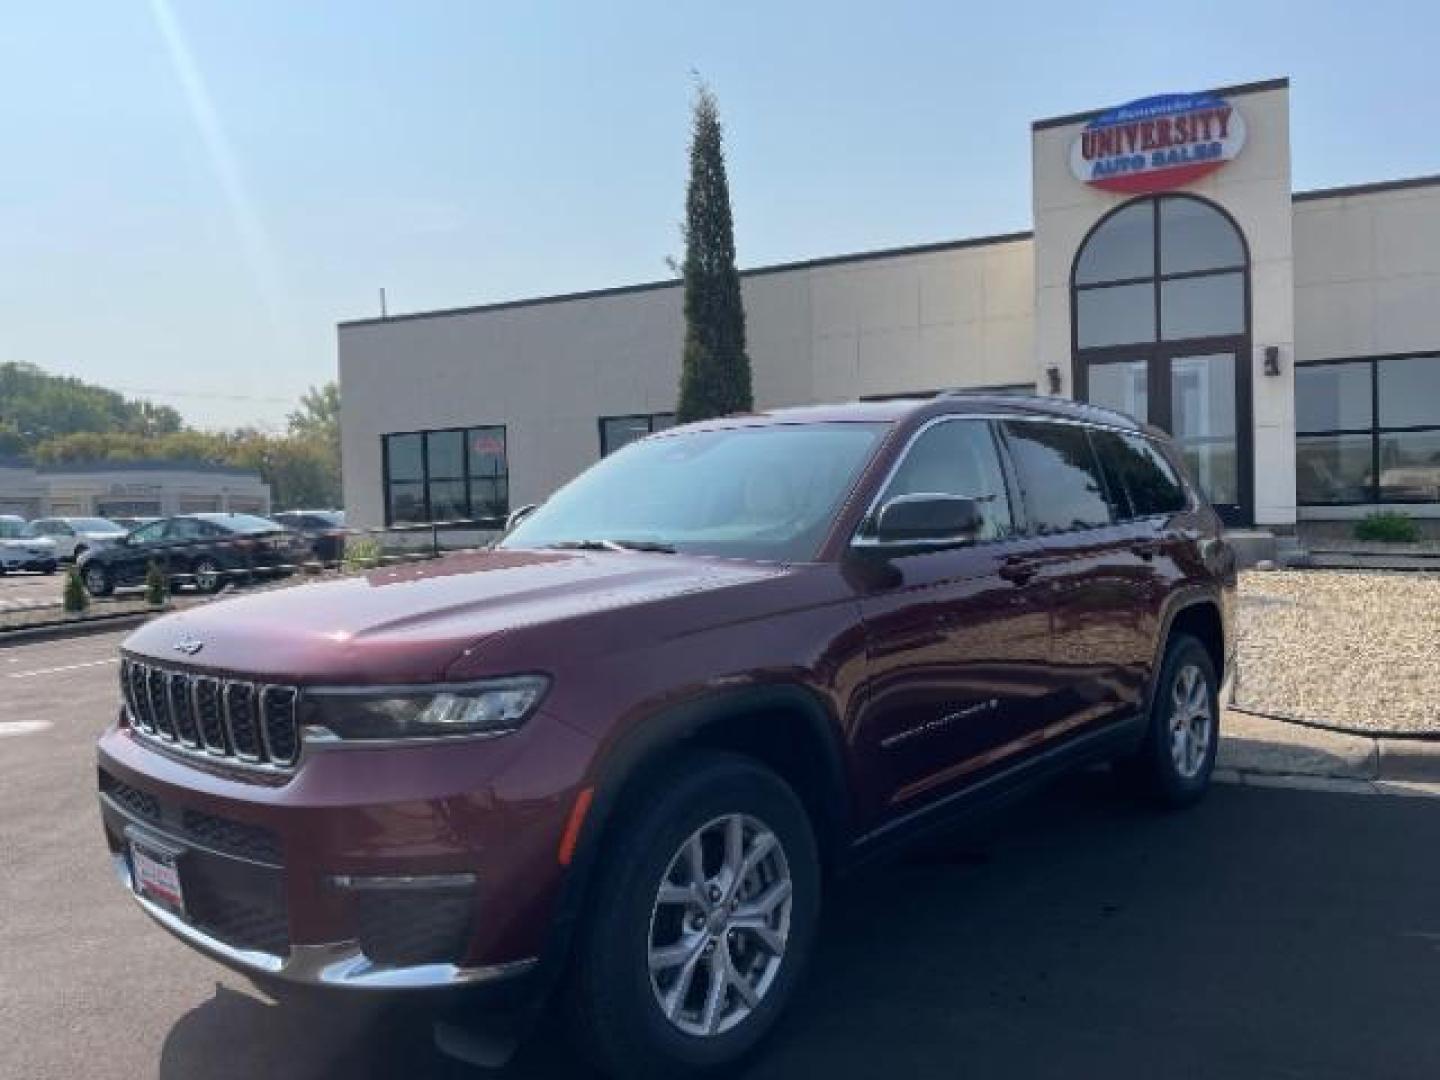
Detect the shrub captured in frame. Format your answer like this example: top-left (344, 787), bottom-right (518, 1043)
top-left (342, 537), bottom-right (383, 572)
top-left (144, 560), bottom-right (168, 607)
top-left (1354, 511), bottom-right (1420, 543)
top-left (62, 566), bottom-right (88, 614)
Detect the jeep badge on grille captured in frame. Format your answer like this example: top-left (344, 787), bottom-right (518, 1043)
top-left (173, 638), bottom-right (205, 656)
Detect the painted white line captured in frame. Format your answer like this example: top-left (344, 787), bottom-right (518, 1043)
top-left (6, 657), bottom-right (118, 680)
top-left (0, 720), bottom-right (52, 737)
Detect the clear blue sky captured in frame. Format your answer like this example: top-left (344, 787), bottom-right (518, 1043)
top-left (1, 1), bottom-right (1435, 429)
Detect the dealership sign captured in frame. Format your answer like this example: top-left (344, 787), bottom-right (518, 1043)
top-left (1070, 92), bottom-right (1245, 194)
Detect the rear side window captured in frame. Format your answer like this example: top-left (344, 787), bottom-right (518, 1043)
top-left (878, 419), bottom-right (1014, 542)
top-left (1001, 421), bottom-right (1114, 533)
top-left (1091, 430), bottom-right (1189, 518)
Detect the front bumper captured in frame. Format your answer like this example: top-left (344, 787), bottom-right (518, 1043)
top-left (109, 848), bottom-right (536, 990)
top-left (1, 555), bottom-right (56, 571)
top-left (97, 707), bottom-right (595, 992)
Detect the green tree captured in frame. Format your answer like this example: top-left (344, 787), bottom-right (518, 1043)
top-left (675, 83), bottom-right (752, 423)
top-left (288, 382), bottom-right (340, 449)
top-left (0, 362), bottom-right (181, 452)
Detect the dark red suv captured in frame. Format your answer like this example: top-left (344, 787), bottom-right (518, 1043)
top-left (97, 393), bottom-right (1235, 1077)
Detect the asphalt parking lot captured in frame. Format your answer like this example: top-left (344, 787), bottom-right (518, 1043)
top-left (4, 626), bottom-right (1440, 1079)
top-left (0, 570), bottom-right (67, 606)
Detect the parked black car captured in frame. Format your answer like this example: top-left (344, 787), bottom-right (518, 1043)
top-left (78, 513), bottom-right (310, 596)
top-left (269, 509), bottom-right (347, 564)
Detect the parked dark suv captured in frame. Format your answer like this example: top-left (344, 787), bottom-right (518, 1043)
top-left (96, 394), bottom-right (1234, 1077)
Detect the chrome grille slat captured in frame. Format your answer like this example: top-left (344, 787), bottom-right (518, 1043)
top-left (120, 659), bottom-right (298, 773)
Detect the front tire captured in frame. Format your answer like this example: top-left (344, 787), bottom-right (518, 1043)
top-left (567, 752), bottom-right (821, 1078)
top-left (193, 557), bottom-right (223, 594)
top-left (82, 563), bottom-right (112, 597)
top-left (1121, 633), bottom-right (1219, 808)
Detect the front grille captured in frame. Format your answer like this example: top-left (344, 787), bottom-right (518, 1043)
top-left (99, 769), bottom-right (282, 864)
top-left (119, 658), bottom-right (300, 770)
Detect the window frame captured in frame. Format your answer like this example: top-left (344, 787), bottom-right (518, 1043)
top-left (864, 415), bottom-right (1020, 548)
top-left (598, 412), bottom-right (677, 457)
top-left (381, 425), bottom-right (511, 525)
top-left (1295, 352), bottom-right (1440, 506)
top-left (1071, 194), bottom-right (1249, 350)
top-left (997, 418), bottom-right (1118, 536)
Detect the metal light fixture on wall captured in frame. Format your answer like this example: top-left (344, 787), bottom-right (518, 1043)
top-left (1263, 345), bottom-right (1282, 376)
top-left (1045, 366), bottom-right (1062, 394)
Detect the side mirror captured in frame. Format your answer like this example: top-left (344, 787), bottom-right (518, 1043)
top-left (504, 503), bottom-right (539, 532)
top-left (852, 493), bottom-right (983, 556)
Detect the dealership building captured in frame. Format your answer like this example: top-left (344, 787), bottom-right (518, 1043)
top-left (0, 459), bottom-right (271, 521)
top-left (338, 78), bottom-right (1440, 543)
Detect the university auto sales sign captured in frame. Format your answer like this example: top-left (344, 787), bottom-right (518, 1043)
top-left (1070, 92), bottom-right (1245, 194)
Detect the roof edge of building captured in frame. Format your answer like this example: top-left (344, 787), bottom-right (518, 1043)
top-left (337, 229), bottom-right (1034, 330)
top-left (1292, 172), bottom-right (1440, 203)
top-left (1031, 76), bottom-right (1290, 132)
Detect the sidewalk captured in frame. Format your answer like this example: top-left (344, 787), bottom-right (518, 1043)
top-left (1218, 708), bottom-right (1440, 797)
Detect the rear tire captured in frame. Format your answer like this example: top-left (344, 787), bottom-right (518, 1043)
top-left (567, 752), bottom-right (821, 1078)
top-left (1119, 633), bottom-right (1219, 808)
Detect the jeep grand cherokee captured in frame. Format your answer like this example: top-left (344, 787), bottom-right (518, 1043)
top-left (96, 392), bottom-right (1235, 1077)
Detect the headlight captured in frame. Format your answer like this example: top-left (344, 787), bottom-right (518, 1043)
top-left (302, 676), bottom-right (550, 741)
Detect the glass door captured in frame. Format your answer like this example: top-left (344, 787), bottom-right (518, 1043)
top-left (1079, 346), bottom-right (1250, 525)
top-left (1168, 352), bottom-right (1240, 518)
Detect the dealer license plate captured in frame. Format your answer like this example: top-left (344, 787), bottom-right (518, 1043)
top-left (129, 833), bottom-right (186, 915)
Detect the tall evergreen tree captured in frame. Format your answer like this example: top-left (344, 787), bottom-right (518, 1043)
top-left (675, 84), bottom-right (752, 422)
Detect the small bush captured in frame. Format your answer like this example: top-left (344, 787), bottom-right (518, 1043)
top-left (1354, 511), bottom-right (1420, 543)
top-left (144, 560), bottom-right (168, 606)
top-left (62, 566), bottom-right (88, 614)
top-left (342, 537), bottom-right (383, 572)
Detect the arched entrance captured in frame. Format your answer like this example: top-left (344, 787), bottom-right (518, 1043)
top-left (1070, 194), bottom-right (1252, 525)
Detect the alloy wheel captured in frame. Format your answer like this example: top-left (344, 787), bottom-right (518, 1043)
top-left (647, 813), bottom-right (793, 1038)
top-left (1169, 662), bottom-right (1212, 779)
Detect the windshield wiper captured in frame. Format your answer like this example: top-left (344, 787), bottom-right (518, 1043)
top-left (544, 539), bottom-right (677, 554)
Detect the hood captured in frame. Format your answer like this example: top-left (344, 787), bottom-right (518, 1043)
top-left (121, 547), bottom-right (785, 684)
top-left (0, 535), bottom-right (55, 551)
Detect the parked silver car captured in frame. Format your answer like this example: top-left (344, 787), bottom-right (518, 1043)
top-left (0, 516), bottom-right (59, 574)
top-left (28, 516), bottom-right (129, 561)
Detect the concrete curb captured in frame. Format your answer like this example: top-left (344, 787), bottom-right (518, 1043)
top-left (0, 609), bottom-right (165, 646)
top-left (1219, 708), bottom-right (1440, 788)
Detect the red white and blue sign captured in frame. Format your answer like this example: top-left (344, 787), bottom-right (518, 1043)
top-left (1070, 92), bottom-right (1245, 194)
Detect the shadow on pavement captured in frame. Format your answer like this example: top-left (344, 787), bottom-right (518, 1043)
top-left (160, 773), bottom-right (1440, 1079)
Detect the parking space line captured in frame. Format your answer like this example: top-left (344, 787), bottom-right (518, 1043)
top-left (0, 720), bottom-right (52, 736)
top-left (7, 657), bottom-right (118, 680)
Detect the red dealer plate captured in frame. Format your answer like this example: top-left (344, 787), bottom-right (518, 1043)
top-left (128, 830), bottom-right (186, 915)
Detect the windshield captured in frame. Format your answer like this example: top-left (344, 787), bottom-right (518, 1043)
top-left (0, 518), bottom-right (34, 539)
top-left (501, 422), bottom-right (887, 562)
top-left (71, 518), bottom-right (123, 532)
top-left (201, 514), bottom-right (281, 535)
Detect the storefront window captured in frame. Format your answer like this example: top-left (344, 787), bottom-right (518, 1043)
top-left (1160, 272), bottom-right (1245, 339)
top-left (383, 426), bottom-right (510, 524)
top-left (1295, 355), bottom-right (1440, 505)
top-left (600, 412), bottom-right (676, 456)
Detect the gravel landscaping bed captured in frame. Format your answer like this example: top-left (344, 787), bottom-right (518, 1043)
top-left (1233, 569), bottom-right (1440, 736)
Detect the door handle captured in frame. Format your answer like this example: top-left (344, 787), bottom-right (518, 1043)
top-left (1130, 539), bottom-right (1163, 560)
top-left (999, 557), bottom-right (1037, 585)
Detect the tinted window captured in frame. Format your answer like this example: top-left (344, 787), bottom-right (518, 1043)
top-left (1002, 421), bottom-right (1113, 533)
top-left (1296, 363), bottom-right (1372, 432)
top-left (1159, 198), bottom-right (1244, 274)
top-left (201, 514), bottom-right (280, 534)
top-left (1092, 430), bottom-right (1188, 517)
top-left (1074, 201), bottom-right (1153, 284)
top-left (878, 419), bottom-right (1013, 542)
top-left (1377, 356), bottom-right (1440, 428)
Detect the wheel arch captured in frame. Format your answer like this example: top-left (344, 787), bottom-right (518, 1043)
top-left (1148, 592), bottom-right (1226, 713)
top-left (541, 684), bottom-right (853, 985)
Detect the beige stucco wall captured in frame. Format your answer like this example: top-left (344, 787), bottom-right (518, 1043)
top-left (1294, 182), bottom-right (1440, 361)
top-left (1030, 82), bottom-right (1296, 526)
top-left (340, 237), bottom-right (1035, 526)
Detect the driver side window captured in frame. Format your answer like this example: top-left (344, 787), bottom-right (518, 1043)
top-left (130, 521), bottom-right (166, 545)
top-left (879, 419), bottom-right (1014, 542)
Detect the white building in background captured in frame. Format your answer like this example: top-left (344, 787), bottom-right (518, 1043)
top-left (338, 78), bottom-right (1440, 538)
top-left (0, 459), bottom-right (270, 520)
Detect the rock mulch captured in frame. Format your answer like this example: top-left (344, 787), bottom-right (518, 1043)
top-left (1233, 569), bottom-right (1440, 736)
